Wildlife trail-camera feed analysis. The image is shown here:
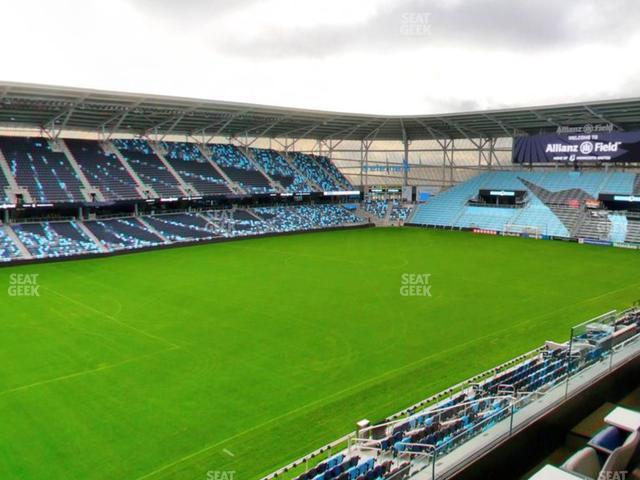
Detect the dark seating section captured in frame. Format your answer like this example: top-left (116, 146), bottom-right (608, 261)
top-left (12, 221), bottom-right (100, 258)
top-left (210, 144), bottom-right (274, 194)
top-left (0, 227), bottom-right (21, 261)
top-left (65, 139), bottom-right (141, 201)
top-left (0, 205), bottom-right (366, 262)
top-left (292, 454), bottom-right (406, 480)
top-left (0, 167), bottom-right (10, 203)
top-left (315, 154), bottom-right (351, 188)
top-left (141, 213), bottom-right (218, 241)
top-left (161, 142), bottom-right (231, 196)
top-left (202, 209), bottom-right (271, 236)
top-left (389, 202), bottom-right (412, 222)
top-left (85, 218), bottom-right (164, 250)
top-left (363, 200), bottom-right (388, 219)
top-left (113, 139), bottom-right (183, 197)
top-left (253, 205), bottom-right (361, 232)
top-left (356, 346), bottom-right (570, 459)
top-left (291, 152), bottom-right (342, 191)
top-left (250, 148), bottom-right (312, 193)
top-left (0, 136), bottom-right (85, 203)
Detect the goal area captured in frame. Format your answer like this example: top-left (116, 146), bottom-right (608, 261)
top-left (502, 224), bottom-right (544, 239)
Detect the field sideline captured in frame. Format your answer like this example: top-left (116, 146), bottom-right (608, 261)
top-left (1, 227), bottom-right (639, 480)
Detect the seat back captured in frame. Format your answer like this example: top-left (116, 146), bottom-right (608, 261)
top-left (562, 446), bottom-right (600, 478)
top-left (601, 430), bottom-right (640, 475)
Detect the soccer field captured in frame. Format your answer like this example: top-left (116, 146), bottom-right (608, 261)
top-left (2, 227), bottom-right (639, 480)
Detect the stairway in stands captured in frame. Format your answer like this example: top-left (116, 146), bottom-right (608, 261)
top-left (0, 147), bottom-right (32, 203)
top-left (103, 141), bottom-right (158, 199)
top-left (56, 139), bottom-right (106, 202)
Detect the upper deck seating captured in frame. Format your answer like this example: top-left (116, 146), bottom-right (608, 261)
top-left (113, 139), bottom-right (183, 197)
top-left (250, 148), bottom-right (312, 193)
top-left (161, 142), bottom-right (231, 196)
top-left (210, 144), bottom-right (274, 194)
top-left (0, 136), bottom-right (85, 203)
top-left (65, 139), bottom-right (141, 201)
top-left (291, 152), bottom-right (342, 191)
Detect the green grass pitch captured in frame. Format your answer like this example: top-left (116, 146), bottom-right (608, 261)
top-left (1, 227), bottom-right (640, 480)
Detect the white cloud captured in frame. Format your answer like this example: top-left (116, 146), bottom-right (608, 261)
top-left (0, 0), bottom-right (639, 115)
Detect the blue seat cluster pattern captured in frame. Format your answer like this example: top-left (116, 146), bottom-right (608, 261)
top-left (0, 136), bottom-right (85, 203)
top-left (0, 227), bottom-right (21, 261)
top-left (410, 171), bottom-right (640, 240)
top-left (113, 139), bottom-right (183, 197)
top-left (65, 139), bottom-right (141, 201)
top-left (291, 152), bottom-right (342, 191)
top-left (141, 213), bottom-right (219, 242)
top-left (293, 454), bottom-right (404, 480)
top-left (0, 205), bottom-right (366, 262)
top-left (363, 200), bottom-right (388, 219)
top-left (389, 202), bottom-right (413, 222)
top-left (12, 221), bottom-right (101, 258)
top-left (360, 344), bottom-right (570, 459)
top-left (161, 142), bottom-right (231, 196)
top-left (315, 155), bottom-right (352, 188)
top-left (85, 218), bottom-right (164, 250)
top-left (254, 205), bottom-right (362, 232)
top-left (201, 209), bottom-right (271, 237)
top-left (250, 148), bottom-right (311, 193)
top-left (210, 144), bottom-right (274, 194)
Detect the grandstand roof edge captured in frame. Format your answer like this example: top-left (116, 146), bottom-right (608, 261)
top-left (2, 81), bottom-right (640, 141)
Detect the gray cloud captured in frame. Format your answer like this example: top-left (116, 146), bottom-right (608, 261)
top-left (218, 0), bottom-right (640, 58)
top-left (126, 0), bottom-right (259, 21)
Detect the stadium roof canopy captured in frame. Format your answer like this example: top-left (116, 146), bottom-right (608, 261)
top-left (2, 81), bottom-right (640, 141)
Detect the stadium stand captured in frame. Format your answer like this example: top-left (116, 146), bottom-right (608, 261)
top-left (65, 139), bottom-right (142, 201)
top-left (209, 144), bottom-right (274, 194)
top-left (0, 205), bottom-right (365, 263)
top-left (0, 162), bottom-right (12, 203)
top-left (363, 200), bottom-right (389, 219)
top-left (12, 221), bottom-right (101, 258)
top-left (389, 202), bottom-right (413, 222)
top-left (141, 213), bottom-right (218, 242)
top-left (0, 136), bottom-right (86, 203)
top-left (315, 155), bottom-right (352, 189)
top-left (201, 209), bottom-right (272, 237)
top-left (410, 171), bottom-right (640, 242)
top-left (161, 142), bottom-right (232, 196)
top-left (84, 218), bottom-right (165, 250)
top-left (0, 226), bottom-right (22, 261)
top-left (112, 139), bottom-right (184, 197)
top-left (254, 205), bottom-right (362, 232)
top-left (291, 152), bottom-right (343, 191)
top-left (626, 218), bottom-right (640, 244)
top-left (293, 455), bottom-right (409, 480)
top-left (250, 148), bottom-right (312, 193)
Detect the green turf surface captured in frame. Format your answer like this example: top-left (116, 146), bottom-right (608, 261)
top-left (1, 227), bottom-right (639, 480)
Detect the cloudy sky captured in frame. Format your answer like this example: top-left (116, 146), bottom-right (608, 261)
top-left (1, 0), bottom-right (639, 114)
